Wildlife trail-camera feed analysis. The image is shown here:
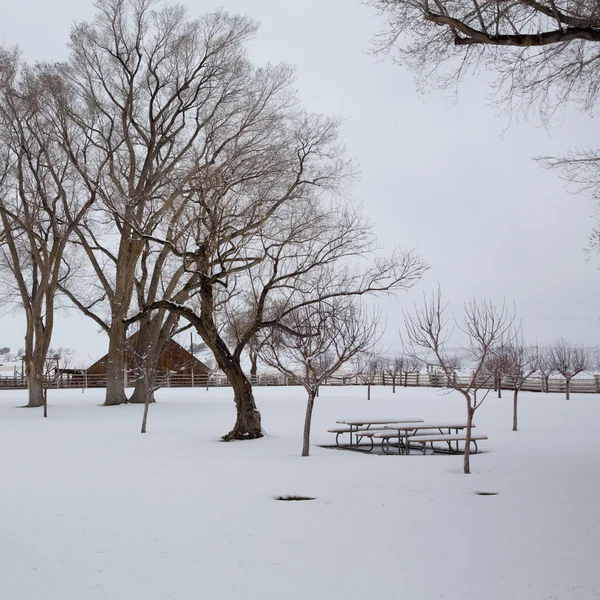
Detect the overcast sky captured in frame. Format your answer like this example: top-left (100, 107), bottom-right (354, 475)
top-left (1, 0), bottom-right (599, 364)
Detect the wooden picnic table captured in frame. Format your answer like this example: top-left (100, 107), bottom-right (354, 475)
top-left (335, 418), bottom-right (423, 447)
top-left (378, 422), bottom-right (476, 455)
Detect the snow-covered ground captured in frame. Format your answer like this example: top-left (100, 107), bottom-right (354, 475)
top-left (0, 385), bottom-right (598, 600)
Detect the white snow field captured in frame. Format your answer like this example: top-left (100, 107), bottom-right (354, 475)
top-left (1, 385), bottom-right (599, 600)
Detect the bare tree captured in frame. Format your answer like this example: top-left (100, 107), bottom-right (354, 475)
top-left (402, 355), bottom-right (422, 386)
top-left (484, 344), bottom-right (512, 398)
top-left (202, 357), bottom-right (220, 391)
top-left (357, 355), bottom-right (383, 400)
top-left (384, 354), bottom-right (405, 392)
top-left (131, 130), bottom-right (426, 440)
top-left (537, 346), bottom-right (554, 393)
top-left (259, 300), bottom-right (381, 456)
top-left (403, 288), bottom-right (514, 474)
top-left (53, 0), bottom-right (260, 406)
top-left (549, 338), bottom-right (591, 399)
top-left (0, 49), bottom-right (95, 408)
top-left (370, 0), bottom-right (600, 120)
top-left (504, 342), bottom-right (539, 431)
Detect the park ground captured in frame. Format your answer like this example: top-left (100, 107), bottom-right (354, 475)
top-left (0, 385), bottom-right (599, 599)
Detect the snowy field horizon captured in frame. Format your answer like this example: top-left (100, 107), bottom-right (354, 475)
top-left (1, 385), bottom-right (598, 599)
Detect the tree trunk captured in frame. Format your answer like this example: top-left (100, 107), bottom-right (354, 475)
top-left (367, 382), bottom-right (371, 400)
top-left (104, 318), bottom-right (128, 405)
top-left (221, 363), bottom-right (262, 440)
top-left (26, 370), bottom-right (45, 408)
top-left (392, 376), bottom-right (396, 393)
top-left (512, 388), bottom-right (518, 431)
top-left (128, 317), bottom-right (160, 404)
top-left (463, 403), bottom-right (475, 475)
top-left (250, 352), bottom-right (258, 385)
top-left (302, 390), bottom-right (316, 456)
top-left (565, 378), bottom-right (570, 400)
top-left (497, 375), bottom-right (502, 398)
top-left (130, 374), bottom-right (157, 405)
top-left (404, 372), bottom-right (408, 387)
top-left (543, 375), bottom-right (549, 393)
top-left (141, 384), bottom-right (152, 433)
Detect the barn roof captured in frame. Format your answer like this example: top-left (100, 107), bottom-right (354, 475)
top-left (85, 333), bottom-right (209, 375)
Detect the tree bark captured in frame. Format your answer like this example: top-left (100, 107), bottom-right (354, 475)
top-left (104, 319), bottom-right (128, 406)
top-left (392, 376), bottom-right (396, 393)
top-left (512, 388), bottom-right (518, 431)
top-left (463, 403), bottom-right (475, 475)
top-left (250, 352), bottom-right (258, 385)
top-left (497, 375), bottom-right (502, 398)
top-left (141, 385), bottom-right (151, 433)
top-left (130, 374), bottom-right (157, 405)
top-left (302, 391), bottom-right (316, 456)
top-left (367, 382), bottom-right (371, 400)
top-left (26, 370), bottom-right (45, 408)
top-left (565, 377), bottom-right (571, 400)
top-left (221, 361), bottom-right (262, 440)
top-left (128, 315), bottom-right (167, 404)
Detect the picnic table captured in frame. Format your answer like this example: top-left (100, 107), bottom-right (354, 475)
top-left (376, 422), bottom-right (477, 455)
top-left (332, 418), bottom-right (423, 448)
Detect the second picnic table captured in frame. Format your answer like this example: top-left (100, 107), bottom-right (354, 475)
top-left (334, 418), bottom-right (423, 448)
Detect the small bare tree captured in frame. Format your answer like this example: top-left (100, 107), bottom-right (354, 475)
top-left (484, 345), bottom-right (512, 398)
top-left (536, 347), bottom-right (554, 393)
top-left (384, 354), bottom-right (405, 393)
top-left (504, 342), bottom-right (540, 431)
top-left (403, 288), bottom-right (514, 474)
top-left (549, 338), bottom-right (591, 400)
top-left (402, 355), bottom-right (422, 387)
top-left (357, 355), bottom-right (383, 400)
top-left (259, 300), bottom-right (380, 456)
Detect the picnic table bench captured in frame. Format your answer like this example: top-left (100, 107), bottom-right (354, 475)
top-left (375, 423), bottom-right (479, 455)
top-left (405, 433), bottom-right (488, 455)
top-left (330, 418), bottom-right (423, 448)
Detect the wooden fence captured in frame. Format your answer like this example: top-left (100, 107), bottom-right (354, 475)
top-left (1, 371), bottom-right (600, 393)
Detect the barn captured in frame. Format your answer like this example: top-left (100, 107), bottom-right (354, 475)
top-left (63, 334), bottom-right (210, 388)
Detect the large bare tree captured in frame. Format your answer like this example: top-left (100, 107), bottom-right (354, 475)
top-left (53, 0), bottom-right (260, 406)
top-left (135, 181), bottom-right (426, 440)
top-left (403, 288), bottom-right (514, 474)
top-left (0, 49), bottom-right (95, 408)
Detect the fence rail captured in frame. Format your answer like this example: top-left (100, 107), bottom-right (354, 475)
top-left (1, 371), bottom-right (600, 393)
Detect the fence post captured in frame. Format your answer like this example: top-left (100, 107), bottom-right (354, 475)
top-left (595, 375), bottom-right (600, 394)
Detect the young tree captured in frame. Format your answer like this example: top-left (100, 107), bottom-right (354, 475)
top-left (357, 355), bottom-right (383, 400)
top-left (549, 338), bottom-right (591, 400)
top-left (537, 346), bottom-right (554, 393)
top-left (505, 342), bottom-right (539, 431)
top-left (403, 288), bottom-right (514, 474)
top-left (401, 355), bottom-right (422, 387)
top-left (484, 345), bottom-right (512, 398)
top-left (384, 354), bottom-right (405, 393)
top-left (259, 300), bottom-right (380, 456)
